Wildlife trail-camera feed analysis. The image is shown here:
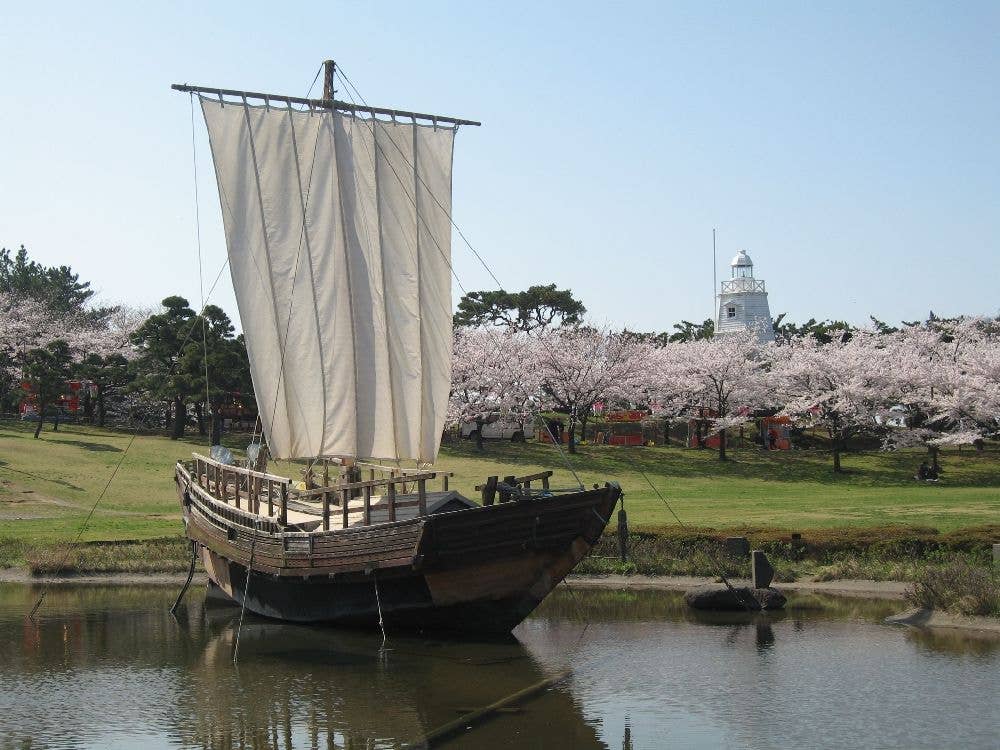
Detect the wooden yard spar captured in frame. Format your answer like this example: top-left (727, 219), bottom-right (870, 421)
top-left (172, 61), bottom-right (620, 634)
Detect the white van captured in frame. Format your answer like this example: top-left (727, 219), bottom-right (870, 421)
top-left (460, 418), bottom-right (535, 442)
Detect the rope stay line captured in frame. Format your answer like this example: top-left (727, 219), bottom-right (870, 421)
top-left (28, 255), bottom-right (233, 619)
top-left (191, 93), bottom-right (212, 446)
top-left (333, 65), bottom-right (584, 482)
top-left (335, 65), bottom-right (754, 610)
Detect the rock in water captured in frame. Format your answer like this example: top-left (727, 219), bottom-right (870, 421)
top-left (751, 550), bottom-right (775, 589)
top-left (684, 585), bottom-right (786, 611)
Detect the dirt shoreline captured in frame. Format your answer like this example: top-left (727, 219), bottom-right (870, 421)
top-left (3, 568), bottom-right (996, 636)
top-left (0, 569), bottom-right (911, 597)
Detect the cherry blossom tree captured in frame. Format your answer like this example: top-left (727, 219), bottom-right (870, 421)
top-left (653, 329), bottom-right (774, 461)
top-left (535, 327), bottom-right (657, 453)
top-left (448, 328), bottom-right (541, 452)
top-left (878, 317), bottom-right (1000, 468)
top-left (773, 332), bottom-right (889, 472)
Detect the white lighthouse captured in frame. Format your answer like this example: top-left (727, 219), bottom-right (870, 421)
top-left (715, 249), bottom-right (774, 342)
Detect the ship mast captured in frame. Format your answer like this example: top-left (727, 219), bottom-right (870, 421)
top-left (323, 59), bottom-right (336, 101)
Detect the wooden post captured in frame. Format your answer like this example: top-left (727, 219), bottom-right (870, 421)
top-left (481, 476), bottom-right (498, 506)
top-left (279, 483), bottom-right (288, 527)
top-left (363, 485), bottom-right (372, 526)
top-left (232, 470), bottom-right (240, 509)
top-left (267, 479), bottom-right (274, 517)
top-left (502, 475), bottom-right (517, 503)
top-left (442, 474), bottom-right (449, 491)
top-left (322, 489), bottom-right (330, 532)
top-left (417, 478), bottom-right (427, 516)
top-left (341, 487), bottom-right (350, 529)
top-left (387, 480), bottom-right (397, 522)
top-left (348, 465), bottom-right (362, 498)
top-left (322, 459), bottom-right (330, 489)
top-left (542, 474), bottom-right (550, 491)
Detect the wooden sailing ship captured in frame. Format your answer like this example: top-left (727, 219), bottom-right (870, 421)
top-left (171, 61), bottom-right (620, 634)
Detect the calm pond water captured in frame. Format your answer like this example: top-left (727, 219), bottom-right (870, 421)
top-left (0, 583), bottom-right (997, 749)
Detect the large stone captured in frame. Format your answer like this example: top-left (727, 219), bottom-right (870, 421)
top-left (752, 550), bottom-right (775, 589)
top-left (684, 585), bottom-right (786, 611)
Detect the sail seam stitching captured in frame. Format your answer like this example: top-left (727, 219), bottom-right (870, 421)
top-left (331, 114), bottom-right (363, 458)
top-left (241, 101), bottom-right (295, 457)
top-left (286, 106), bottom-right (328, 455)
top-left (371, 121), bottom-right (402, 461)
top-left (413, 125), bottom-right (426, 463)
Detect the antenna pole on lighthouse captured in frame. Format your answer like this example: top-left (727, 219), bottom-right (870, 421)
top-left (323, 60), bottom-right (336, 100)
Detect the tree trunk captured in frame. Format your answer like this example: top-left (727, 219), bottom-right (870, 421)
top-left (82, 390), bottom-right (94, 424)
top-left (718, 427), bottom-right (727, 461)
top-left (165, 403), bottom-right (171, 432)
top-left (663, 419), bottom-right (671, 447)
top-left (34, 399), bottom-right (45, 439)
top-left (211, 407), bottom-right (223, 445)
top-left (579, 414), bottom-right (590, 445)
top-left (833, 446), bottom-right (842, 472)
top-left (52, 408), bottom-right (60, 432)
top-left (928, 444), bottom-right (940, 472)
top-left (97, 387), bottom-right (106, 428)
top-left (474, 419), bottom-right (484, 452)
top-left (172, 396), bottom-right (185, 440)
top-left (195, 401), bottom-right (206, 436)
top-left (567, 421), bottom-right (577, 454)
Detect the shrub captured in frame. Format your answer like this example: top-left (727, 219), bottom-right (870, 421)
top-left (906, 561), bottom-right (1000, 616)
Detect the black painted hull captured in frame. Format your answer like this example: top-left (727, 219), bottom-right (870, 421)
top-left (178, 463), bottom-right (620, 635)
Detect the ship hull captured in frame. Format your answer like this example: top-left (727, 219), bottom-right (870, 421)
top-left (177, 463), bottom-right (618, 635)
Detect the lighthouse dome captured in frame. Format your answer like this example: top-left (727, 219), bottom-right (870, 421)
top-left (731, 249), bottom-right (753, 267)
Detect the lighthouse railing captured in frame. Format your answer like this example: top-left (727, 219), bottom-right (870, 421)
top-left (721, 278), bottom-right (766, 294)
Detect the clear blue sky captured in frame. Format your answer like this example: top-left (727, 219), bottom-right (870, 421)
top-left (2, 1), bottom-right (997, 332)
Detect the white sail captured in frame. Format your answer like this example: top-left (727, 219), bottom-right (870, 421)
top-left (201, 98), bottom-right (455, 462)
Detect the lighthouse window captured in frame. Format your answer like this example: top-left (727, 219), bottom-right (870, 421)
top-left (727, 306), bottom-right (736, 318)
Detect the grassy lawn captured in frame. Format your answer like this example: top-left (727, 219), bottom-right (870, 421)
top-left (1, 418), bottom-right (998, 549)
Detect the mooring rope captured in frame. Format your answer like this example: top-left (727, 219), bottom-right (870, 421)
top-left (232, 518), bottom-right (260, 664)
top-left (336, 64), bottom-right (755, 613)
top-left (632, 464), bottom-right (757, 612)
top-left (373, 570), bottom-right (387, 645)
top-left (26, 256), bottom-right (232, 619)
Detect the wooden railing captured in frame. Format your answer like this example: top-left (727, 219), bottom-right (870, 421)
top-left (291, 471), bottom-right (440, 531)
top-left (189, 453), bottom-right (453, 531)
top-left (191, 453), bottom-right (292, 525)
top-left (475, 471), bottom-right (552, 505)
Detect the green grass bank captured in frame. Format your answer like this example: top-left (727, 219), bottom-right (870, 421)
top-left (2, 418), bottom-right (998, 606)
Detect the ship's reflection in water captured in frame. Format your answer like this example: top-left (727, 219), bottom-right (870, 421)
top-left (0, 584), bottom-right (997, 749)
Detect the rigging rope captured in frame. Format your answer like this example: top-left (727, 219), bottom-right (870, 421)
top-left (191, 93), bottom-right (213, 443)
top-left (335, 65), bottom-right (754, 610)
top-left (334, 67), bottom-right (585, 482)
top-left (26, 256), bottom-right (233, 619)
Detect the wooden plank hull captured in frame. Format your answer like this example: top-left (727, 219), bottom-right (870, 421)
top-left (176, 464), bottom-right (619, 634)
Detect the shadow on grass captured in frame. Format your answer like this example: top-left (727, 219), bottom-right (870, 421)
top-left (0, 460), bottom-right (85, 491)
top-left (46, 439), bottom-right (123, 453)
